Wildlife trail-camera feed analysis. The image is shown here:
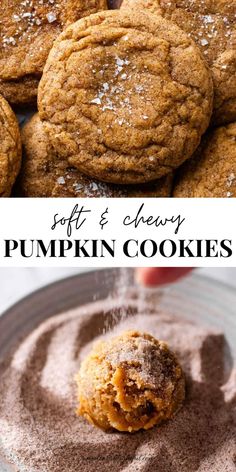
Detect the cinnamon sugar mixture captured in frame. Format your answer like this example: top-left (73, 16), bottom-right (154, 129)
top-left (0, 298), bottom-right (235, 471)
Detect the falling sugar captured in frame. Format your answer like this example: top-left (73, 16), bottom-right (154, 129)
top-left (102, 268), bottom-right (164, 334)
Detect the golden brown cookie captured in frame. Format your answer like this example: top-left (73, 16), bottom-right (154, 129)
top-left (0, 95), bottom-right (22, 196)
top-left (122, 0), bottom-right (236, 125)
top-left (0, 0), bottom-right (107, 105)
top-left (17, 114), bottom-right (172, 197)
top-left (76, 331), bottom-right (185, 432)
top-left (38, 9), bottom-right (213, 184)
top-left (173, 122), bottom-right (236, 197)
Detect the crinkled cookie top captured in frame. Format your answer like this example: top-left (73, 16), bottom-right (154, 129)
top-left (38, 9), bottom-right (213, 184)
top-left (0, 0), bottom-right (107, 103)
top-left (122, 0), bottom-right (236, 125)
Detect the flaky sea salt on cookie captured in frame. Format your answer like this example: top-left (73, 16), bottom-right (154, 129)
top-left (18, 114), bottom-right (172, 197)
top-left (0, 0), bottom-right (107, 105)
top-left (173, 122), bottom-right (236, 197)
top-left (38, 9), bottom-right (213, 185)
top-left (122, 0), bottom-right (236, 125)
top-left (0, 95), bottom-right (22, 197)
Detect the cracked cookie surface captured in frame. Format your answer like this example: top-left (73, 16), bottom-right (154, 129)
top-left (0, 95), bottom-right (22, 196)
top-left (173, 123), bottom-right (236, 197)
top-left (18, 114), bottom-right (172, 197)
top-left (122, 0), bottom-right (236, 125)
top-left (38, 9), bottom-right (213, 184)
top-left (0, 0), bottom-right (107, 105)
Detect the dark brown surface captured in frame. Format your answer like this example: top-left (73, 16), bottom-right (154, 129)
top-left (108, 0), bottom-right (122, 7)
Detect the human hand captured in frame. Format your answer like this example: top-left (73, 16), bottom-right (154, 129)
top-left (136, 268), bottom-right (193, 287)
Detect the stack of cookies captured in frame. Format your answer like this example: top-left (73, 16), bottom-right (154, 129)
top-left (0, 0), bottom-right (235, 197)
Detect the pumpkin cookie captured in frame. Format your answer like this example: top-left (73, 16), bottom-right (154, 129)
top-left (18, 114), bottom-right (172, 197)
top-left (0, 0), bottom-right (107, 105)
top-left (0, 95), bottom-right (22, 196)
top-left (122, 0), bottom-right (236, 125)
top-left (77, 331), bottom-right (185, 432)
top-left (38, 9), bottom-right (213, 184)
top-left (173, 123), bottom-right (236, 197)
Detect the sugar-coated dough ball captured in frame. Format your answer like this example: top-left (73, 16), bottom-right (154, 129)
top-left (77, 331), bottom-right (185, 432)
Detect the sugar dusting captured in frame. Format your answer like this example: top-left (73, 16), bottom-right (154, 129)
top-left (103, 268), bottom-right (162, 333)
top-left (0, 296), bottom-right (235, 471)
top-left (103, 268), bottom-right (132, 332)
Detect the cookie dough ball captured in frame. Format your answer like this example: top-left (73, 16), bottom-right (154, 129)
top-left (173, 123), bottom-right (236, 197)
top-left (122, 0), bottom-right (236, 125)
top-left (17, 114), bottom-right (173, 197)
top-left (0, 95), bottom-right (22, 196)
top-left (38, 9), bottom-right (213, 184)
top-left (0, 0), bottom-right (107, 105)
top-left (77, 331), bottom-right (185, 432)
